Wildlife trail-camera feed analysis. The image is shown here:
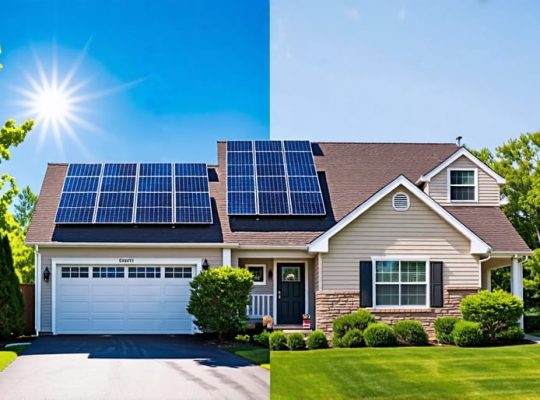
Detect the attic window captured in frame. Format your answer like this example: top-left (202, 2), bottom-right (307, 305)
top-left (392, 192), bottom-right (410, 211)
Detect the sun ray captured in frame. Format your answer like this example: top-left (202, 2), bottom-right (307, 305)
top-left (11, 41), bottom-right (144, 154)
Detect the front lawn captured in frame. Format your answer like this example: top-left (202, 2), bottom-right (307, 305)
top-left (0, 345), bottom-right (28, 372)
top-left (272, 344), bottom-right (540, 399)
top-left (227, 345), bottom-right (270, 370)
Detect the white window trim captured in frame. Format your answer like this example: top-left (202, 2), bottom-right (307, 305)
top-left (371, 256), bottom-right (431, 309)
top-left (246, 264), bottom-right (267, 285)
top-left (447, 168), bottom-right (478, 203)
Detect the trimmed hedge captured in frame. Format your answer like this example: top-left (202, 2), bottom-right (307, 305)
top-left (363, 323), bottom-right (397, 347)
top-left (525, 314), bottom-right (540, 333)
top-left (332, 309), bottom-right (375, 347)
top-left (434, 317), bottom-right (460, 344)
top-left (452, 320), bottom-right (483, 347)
top-left (287, 333), bottom-right (306, 351)
top-left (306, 330), bottom-right (328, 350)
top-left (253, 330), bottom-right (270, 347)
top-left (269, 331), bottom-right (288, 350)
top-left (393, 320), bottom-right (428, 346)
top-left (341, 328), bottom-right (364, 348)
top-left (494, 325), bottom-right (525, 344)
top-left (460, 290), bottom-right (523, 344)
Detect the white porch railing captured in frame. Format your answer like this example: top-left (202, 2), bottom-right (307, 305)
top-left (247, 294), bottom-right (273, 318)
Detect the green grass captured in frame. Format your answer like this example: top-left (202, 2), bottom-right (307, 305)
top-left (227, 345), bottom-right (270, 370)
top-left (0, 345), bottom-right (28, 372)
top-left (271, 344), bottom-right (540, 399)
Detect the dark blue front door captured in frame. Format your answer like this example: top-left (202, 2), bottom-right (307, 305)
top-left (277, 263), bottom-right (305, 324)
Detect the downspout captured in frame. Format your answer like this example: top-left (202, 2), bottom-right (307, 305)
top-left (478, 252), bottom-right (492, 290)
top-left (34, 245), bottom-right (41, 336)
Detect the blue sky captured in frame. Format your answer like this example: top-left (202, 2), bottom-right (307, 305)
top-left (0, 0), bottom-right (269, 190)
top-left (2, 1), bottom-right (540, 192)
top-left (271, 1), bottom-right (540, 149)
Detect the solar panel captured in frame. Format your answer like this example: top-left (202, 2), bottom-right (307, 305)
top-left (226, 140), bottom-right (325, 216)
top-left (174, 163), bottom-right (212, 224)
top-left (227, 141), bottom-right (257, 215)
top-left (57, 162), bottom-right (213, 225)
top-left (55, 163), bottom-right (102, 223)
top-left (96, 163), bottom-right (137, 223)
top-left (136, 163), bottom-right (173, 223)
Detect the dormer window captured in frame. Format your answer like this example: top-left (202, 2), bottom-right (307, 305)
top-left (449, 169), bottom-right (477, 202)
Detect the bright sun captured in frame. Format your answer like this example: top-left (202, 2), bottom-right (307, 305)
top-left (12, 43), bottom-right (142, 154)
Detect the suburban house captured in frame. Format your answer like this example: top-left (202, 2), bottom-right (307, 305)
top-left (26, 140), bottom-right (530, 337)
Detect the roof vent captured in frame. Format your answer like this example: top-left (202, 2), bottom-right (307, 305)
top-left (392, 192), bottom-right (410, 211)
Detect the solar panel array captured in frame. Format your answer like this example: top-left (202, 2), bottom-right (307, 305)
top-left (55, 163), bottom-right (212, 224)
top-left (226, 140), bottom-right (325, 216)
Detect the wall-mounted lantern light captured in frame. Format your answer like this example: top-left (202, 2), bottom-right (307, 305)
top-left (268, 268), bottom-right (273, 281)
top-left (43, 267), bottom-right (50, 282)
top-left (202, 259), bottom-right (210, 270)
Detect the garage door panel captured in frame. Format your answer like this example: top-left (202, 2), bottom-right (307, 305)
top-left (56, 265), bottom-right (195, 334)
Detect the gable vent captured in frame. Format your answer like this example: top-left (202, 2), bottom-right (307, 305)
top-left (392, 192), bottom-right (410, 211)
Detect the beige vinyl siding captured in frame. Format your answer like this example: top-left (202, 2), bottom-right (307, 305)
top-left (239, 258), bottom-right (273, 295)
top-left (321, 187), bottom-right (480, 291)
top-left (38, 247), bottom-right (222, 332)
top-left (429, 156), bottom-right (500, 206)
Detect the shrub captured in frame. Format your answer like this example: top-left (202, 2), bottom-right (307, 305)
top-left (341, 328), bottom-right (364, 347)
top-left (332, 309), bottom-right (375, 346)
top-left (187, 266), bottom-right (253, 341)
top-left (0, 236), bottom-right (24, 339)
top-left (434, 317), bottom-right (460, 344)
top-left (363, 323), bottom-right (397, 347)
top-left (495, 325), bottom-right (525, 344)
top-left (306, 330), bottom-right (328, 350)
top-left (234, 334), bottom-right (250, 344)
top-left (460, 290), bottom-right (523, 344)
top-left (269, 331), bottom-right (288, 350)
top-left (393, 320), bottom-right (428, 346)
top-left (452, 320), bottom-right (483, 347)
top-left (287, 333), bottom-right (306, 351)
top-left (253, 330), bottom-right (270, 347)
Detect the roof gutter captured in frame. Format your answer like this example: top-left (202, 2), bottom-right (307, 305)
top-left (25, 242), bottom-right (309, 251)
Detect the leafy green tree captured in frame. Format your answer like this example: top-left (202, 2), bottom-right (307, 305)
top-left (472, 132), bottom-right (540, 309)
top-left (187, 267), bottom-right (253, 341)
top-left (0, 47), bottom-right (35, 283)
top-left (0, 235), bottom-right (25, 339)
top-left (14, 186), bottom-right (38, 234)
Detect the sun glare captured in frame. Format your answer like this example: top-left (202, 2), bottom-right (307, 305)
top-left (11, 42), bottom-right (143, 154)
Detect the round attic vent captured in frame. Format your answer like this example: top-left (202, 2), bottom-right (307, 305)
top-left (392, 192), bottom-right (410, 211)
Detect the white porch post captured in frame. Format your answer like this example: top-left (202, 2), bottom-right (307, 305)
top-left (481, 267), bottom-right (491, 291)
top-left (511, 256), bottom-right (524, 328)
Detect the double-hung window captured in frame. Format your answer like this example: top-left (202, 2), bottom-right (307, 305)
top-left (449, 169), bottom-right (476, 201)
top-left (374, 259), bottom-right (428, 307)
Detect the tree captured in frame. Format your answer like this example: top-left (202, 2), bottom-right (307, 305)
top-left (187, 267), bottom-right (253, 341)
top-left (0, 47), bottom-right (35, 283)
top-left (0, 235), bottom-right (24, 339)
top-left (472, 132), bottom-right (540, 310)
top-left (14, 186), bottom-right (38, 234)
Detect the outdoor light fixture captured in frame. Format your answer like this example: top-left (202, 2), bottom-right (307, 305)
top-left (268, 269), bottom-right (273, 281)
top-left (43, 267), bottom-right (50, 282)
top-left (202, 259), bottom-right (210, 270)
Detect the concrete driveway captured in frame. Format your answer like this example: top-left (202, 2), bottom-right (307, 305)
top-left (0, 335), bottom-right (269, 400)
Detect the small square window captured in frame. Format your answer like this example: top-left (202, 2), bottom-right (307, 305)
top-left (449, 170), bottom-right (476, 202)
top-left (246, 265), bottom-right (266, 285)
top-left (281, 266), bottom-right (300, 282)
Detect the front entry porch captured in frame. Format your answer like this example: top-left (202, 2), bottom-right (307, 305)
top-left (481, 254), bottom-right (527, 326)
top-left (240, 257), bottom-right (314, 327)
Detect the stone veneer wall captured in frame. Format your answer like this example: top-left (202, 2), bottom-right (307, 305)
top-left (315, 288), bottom-right (478, 339)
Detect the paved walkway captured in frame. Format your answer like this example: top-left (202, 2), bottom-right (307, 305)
top-left (0, 335), bottom-right (269, 400)
top-left (525, 334), bottom-right (540, 343)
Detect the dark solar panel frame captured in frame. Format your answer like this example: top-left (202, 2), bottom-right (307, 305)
top-left (135, 163), bottom-right (173, 224)
top-left (55, 163), bottom-right (103, 223)
top-left (226, 140), bottom-right (326, 216)
top-left (174, 163), bottom-right (213, 224)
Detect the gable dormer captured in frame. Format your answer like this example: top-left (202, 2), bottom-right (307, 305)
top-left (418, 147), bottom-right (505, 207)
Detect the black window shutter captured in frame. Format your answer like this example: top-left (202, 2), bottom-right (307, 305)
top-left (360, 261), bottom-right (373, 307)
top-left (430, 261), bottom-right (443, 307)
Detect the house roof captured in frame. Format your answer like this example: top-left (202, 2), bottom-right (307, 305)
top-left (26, 141), bottom-right (529, 253)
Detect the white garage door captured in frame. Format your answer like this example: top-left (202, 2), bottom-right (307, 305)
top-left (55, 265), bottom-right (195, 334)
